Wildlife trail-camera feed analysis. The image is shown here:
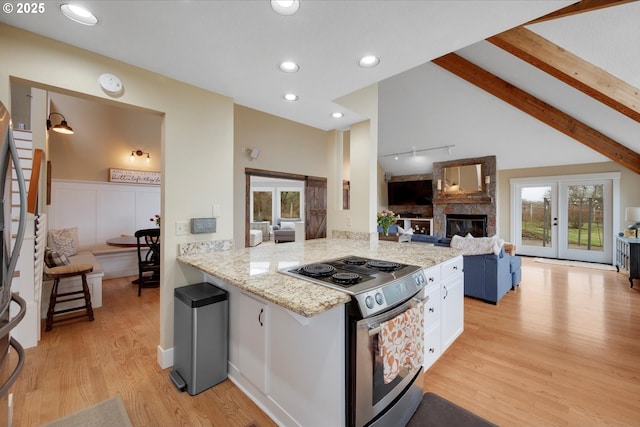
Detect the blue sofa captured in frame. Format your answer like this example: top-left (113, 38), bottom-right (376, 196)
top-left (463, 247), bottom-right (514, 304)
top-left (411, 235), bottom-right (522, 304)
top-left (410, 234), bottom-right (451, 247)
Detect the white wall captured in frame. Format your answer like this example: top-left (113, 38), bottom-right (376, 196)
top-left (48, 180), bottom-right (160, 247)
top-left (378, 60), bottom-right (608, 177)
top-left (233, 105), bottom-right (328, 248)
top-left (0, 23), bottom-right (234, 356)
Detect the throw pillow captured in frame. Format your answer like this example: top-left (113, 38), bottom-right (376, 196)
top-left (48, 227), bottom-right (79, 257)
top-left (44, 247), bottom-right (70, 268)
top-left (451, 234), bottom-right (505, 255)
top-left (280, 221), bottom-right (296, 230)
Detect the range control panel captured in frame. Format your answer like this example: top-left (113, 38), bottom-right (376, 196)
top-left (354, 269), bottom-right (426, 317)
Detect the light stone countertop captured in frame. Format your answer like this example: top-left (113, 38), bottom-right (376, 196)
top-left (177, 238), bottom-right (463, 317)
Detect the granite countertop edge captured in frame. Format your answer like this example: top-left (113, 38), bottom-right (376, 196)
top-left (177, 239), bottom-right (463, 318)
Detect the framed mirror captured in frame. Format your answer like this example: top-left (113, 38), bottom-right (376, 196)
top-left (443, 163), bottom-right (483, 194)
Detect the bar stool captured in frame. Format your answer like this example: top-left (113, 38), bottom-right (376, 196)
top-left (44, 263), bottom-right (95, 331)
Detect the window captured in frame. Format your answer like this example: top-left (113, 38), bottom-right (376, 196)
top-left (280, 190), bottom-right (301, 219)
top-left (252, 191), bottom-right (273, 223)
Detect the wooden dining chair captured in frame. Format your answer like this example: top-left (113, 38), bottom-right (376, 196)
top-left (135, 228), bottom-right (160, 296)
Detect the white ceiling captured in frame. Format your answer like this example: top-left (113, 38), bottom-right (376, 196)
top-left (2, 1), bottom-right (639, 176)
top-left (1, 0), bottom-right (572, 131)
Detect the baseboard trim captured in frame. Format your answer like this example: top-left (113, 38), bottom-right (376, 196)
top-left (157, 345), bottom-right (174, 369)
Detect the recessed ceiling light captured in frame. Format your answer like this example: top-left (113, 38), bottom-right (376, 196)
top-left (60, 3), bottom-right (98, 26)
top-left (331, 112), bottom-right (344, 119)
top-left (358, 55), bottom-right (380, 68)
top-left (283, 93), bottom-right (298, 101)
top-left (279, 61), bottom-right (300, 73)
top-left (271, 0), bottom-right (300, 16)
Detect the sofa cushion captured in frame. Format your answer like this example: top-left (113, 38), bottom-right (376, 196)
top-left (280, 221), bottom-right (295, 230)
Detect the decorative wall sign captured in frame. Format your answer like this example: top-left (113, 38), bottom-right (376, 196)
top-left (109, 168), bottom-right (161, 185)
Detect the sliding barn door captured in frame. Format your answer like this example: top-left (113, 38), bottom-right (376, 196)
top-left (305, 177), bottom-right (327, 240)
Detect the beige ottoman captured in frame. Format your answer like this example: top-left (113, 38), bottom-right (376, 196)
top-left (249, 229), bottom-right (263, 247)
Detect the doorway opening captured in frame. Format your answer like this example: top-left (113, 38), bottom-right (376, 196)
top-left (510, 172), bottom-right (620, 264)
top-left (244, 168), bottom-right (327, 248)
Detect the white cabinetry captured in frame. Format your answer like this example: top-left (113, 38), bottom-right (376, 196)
top-left (422, 280), bottom-right (441, 370)
top-left (441, 256), bottom-right (464, 351)
top-left (423, 255), bottom-right (464, 370)
top-left (205, 274), bottom-right (345, 427)
top-left (237, 292), bottom-right (268, 394)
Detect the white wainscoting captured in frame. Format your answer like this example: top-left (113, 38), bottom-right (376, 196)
top-left (48, 179), bottom-right (161, 248)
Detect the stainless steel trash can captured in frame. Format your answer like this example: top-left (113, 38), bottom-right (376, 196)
top-left (169, 282), bottom-right (228, 395)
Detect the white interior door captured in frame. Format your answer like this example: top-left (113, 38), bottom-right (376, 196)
top-left (511, 173), bottom-right (619, 264)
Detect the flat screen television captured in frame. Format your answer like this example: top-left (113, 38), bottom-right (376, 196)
top-left (387, 180), bottom-right (433, 205)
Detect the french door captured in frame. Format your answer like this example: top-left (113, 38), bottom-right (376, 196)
top-left (511, 173), bottom-right (619, 264)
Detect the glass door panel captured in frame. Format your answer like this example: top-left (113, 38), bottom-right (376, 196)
top-left (516, 184), bottom-right (557, 258)
top-left (559, 181), bottom-right (611, 263)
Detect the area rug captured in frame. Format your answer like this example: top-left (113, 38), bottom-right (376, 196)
top-left (533, 257), bottom-right (616, 271)
top-left (406, 392), bottom-right (497, 427)
top-left (42, 395), bottom-right (133, 427)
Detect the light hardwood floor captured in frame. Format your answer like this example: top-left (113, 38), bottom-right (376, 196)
top-left (8, 257), bottom-right (640, 426)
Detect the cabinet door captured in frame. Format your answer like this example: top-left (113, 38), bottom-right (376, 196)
top-left (423, 284), bottom-right (441, 331)
top-left (238, 292), bottom-right (268, 394)
top-left (441, 272), bottom-right (463, 352)
top-left (423, 323), bottom-right (442, 371)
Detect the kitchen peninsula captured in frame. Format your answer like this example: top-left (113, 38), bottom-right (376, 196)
top-left (178, 238), bottom-right (463, 427)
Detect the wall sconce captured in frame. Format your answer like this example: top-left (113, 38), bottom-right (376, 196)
top-left (625, 207), bottom-right (640, 238)
top-left (485, 175), bottom-right (491, 185)
top-left (46, 112), bottom-right (74, 134)
top-left (130, 149), bottom-right (150, 164)
top-left (436, 179), bottom-right (442, 191)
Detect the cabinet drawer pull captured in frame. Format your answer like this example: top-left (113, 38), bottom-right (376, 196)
top-left (428, 307), bottom-right (435, 313)
top-left (429, 348), bottom-right (435, 353)
top-left (258, 308), bottom-right (264, 327)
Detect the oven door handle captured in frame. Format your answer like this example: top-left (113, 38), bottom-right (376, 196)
top-left (413, 295), bottom-right (430, 304)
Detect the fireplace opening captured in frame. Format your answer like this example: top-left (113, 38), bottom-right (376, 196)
top-left (446, 214), bottom-right (487, 238)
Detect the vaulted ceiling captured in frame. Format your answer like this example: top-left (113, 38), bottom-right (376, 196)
top-left (378, 0), bottom-right (640, 176)
top-left (439, 1), bottom-right (640, 173)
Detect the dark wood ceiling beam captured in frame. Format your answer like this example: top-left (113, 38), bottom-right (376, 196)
top-left (432, 53), bottom-right (640, 174)
top-left (526, 0), bottom-right (636, 24)
top-left (488, 26), bottom-right (640, 123)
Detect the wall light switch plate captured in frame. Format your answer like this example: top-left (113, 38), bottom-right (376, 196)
top-left (191, 218), bottom-right (216, 234)
top-left (176, 220), bottom-right (190, 235)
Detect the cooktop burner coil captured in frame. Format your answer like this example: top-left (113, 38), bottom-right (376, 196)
top-left (301, 263), bottom-right (336, 277)
top-left (330, 272), bottom-right (362, 285)
top-left (341, 257), bottom-right (368, 266)
top-left (366, 260), bottom-right (402, 271)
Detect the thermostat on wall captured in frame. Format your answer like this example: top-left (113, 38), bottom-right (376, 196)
top-left (191, 218), bottom-right (216, 234)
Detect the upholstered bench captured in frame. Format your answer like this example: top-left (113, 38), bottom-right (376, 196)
top-left (85, 244), bottom-right (140, 279)
top-left (249, 229), bottom-right (263, 247)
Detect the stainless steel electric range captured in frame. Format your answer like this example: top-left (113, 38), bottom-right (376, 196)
top-left (280, 256), bottom-right (428, 427)
top-left (280, 255), bottom-right (427, 318)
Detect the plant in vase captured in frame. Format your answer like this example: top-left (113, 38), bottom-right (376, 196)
top-left (150, 214), bottom-right (160, 227)
top-left (377, 210), bottom-right (397, 236)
